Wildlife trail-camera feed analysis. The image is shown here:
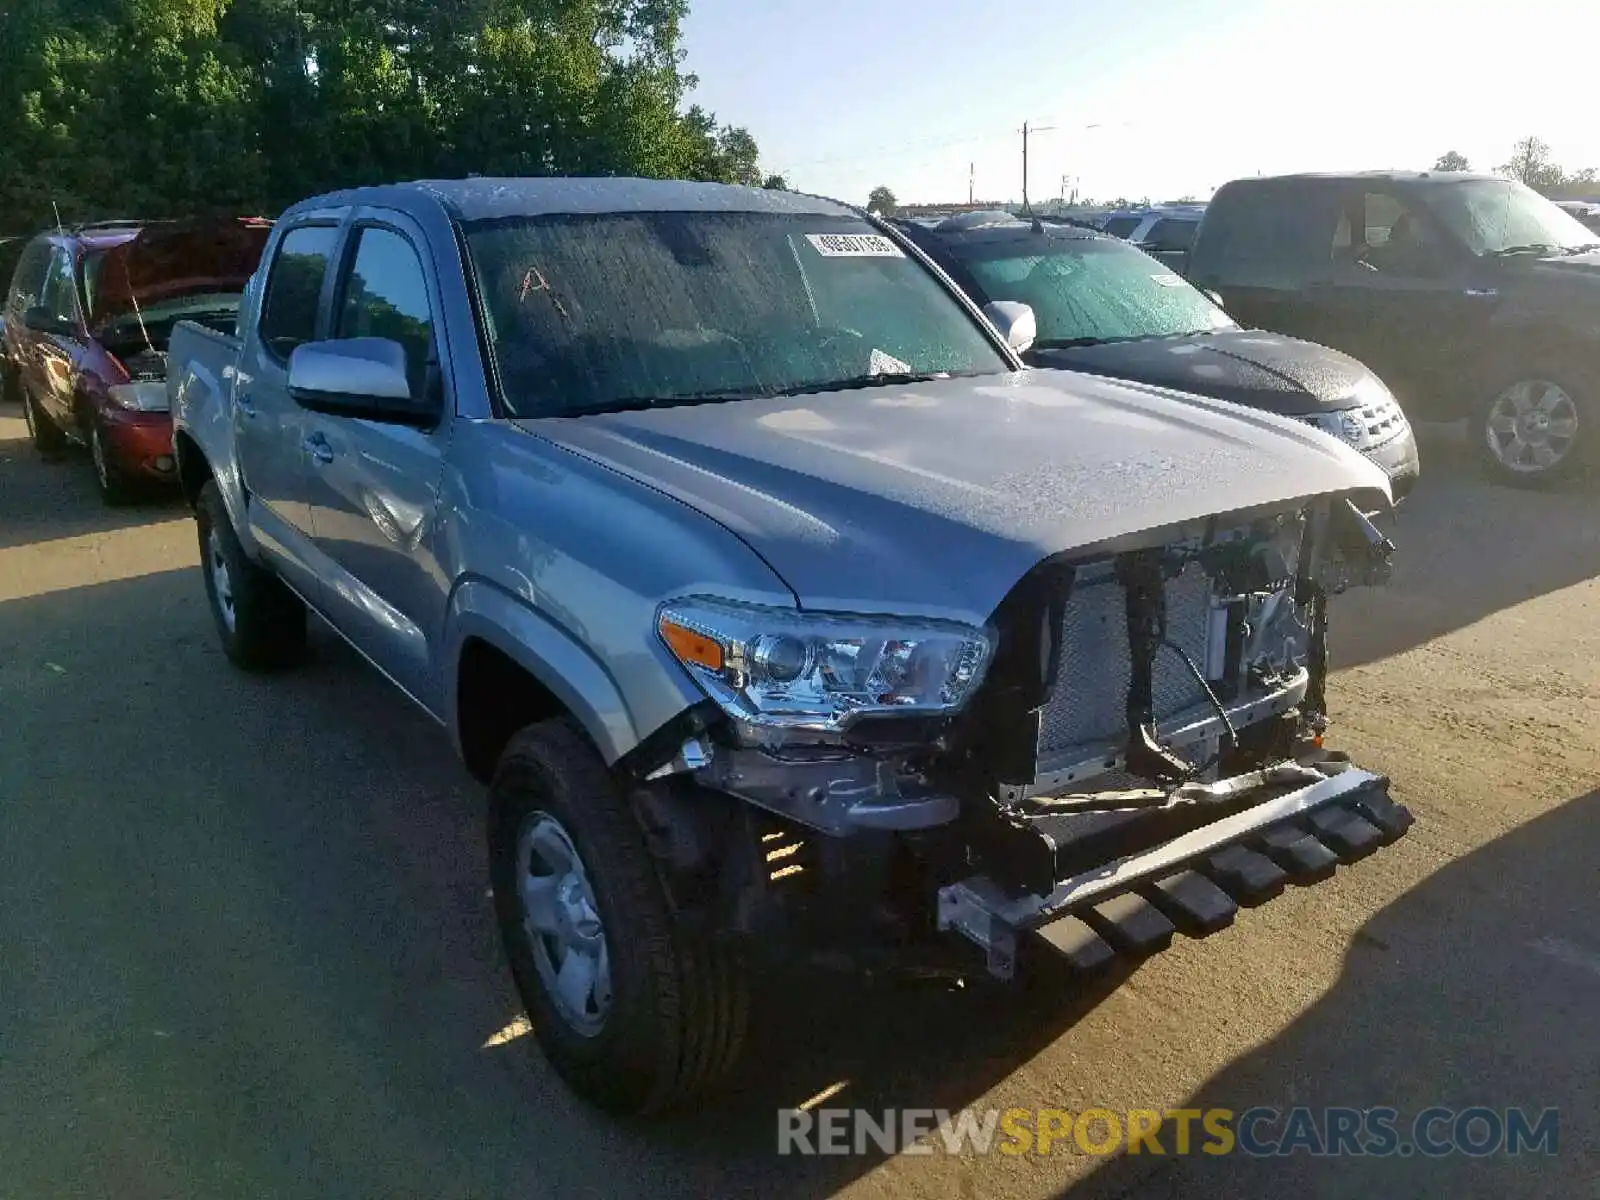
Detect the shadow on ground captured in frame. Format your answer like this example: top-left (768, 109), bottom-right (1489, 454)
top-left (1057, 788), bottom-right (1599, 1199)
top-left (0, 429), bottom-right (187, 549)
top-left (0, 568), bottom-right (1128, 1199)
top-left (1329, 423), bottom-right (1600, 669)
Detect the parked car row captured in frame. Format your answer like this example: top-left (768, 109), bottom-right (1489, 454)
top-left (893, 209), bottom-right (1420, 498)
top-left (1189, 171), bottom-right (1600, 484)
top-left (0, 216), bottom-right (271, 501)
top-left (153, 176), bottom-right (1411, 1116)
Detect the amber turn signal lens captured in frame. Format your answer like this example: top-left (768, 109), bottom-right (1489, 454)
top-left (660, 618), bottom-right (725, 671)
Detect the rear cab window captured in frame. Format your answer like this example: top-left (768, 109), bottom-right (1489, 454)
top-left (259, 225), bottom-right (339, 360)
top-left (1188, 181), bottom-right (1343, 288)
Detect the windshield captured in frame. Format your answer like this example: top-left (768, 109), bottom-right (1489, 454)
top-left (951, 234), bottom-right (1235, 346)
top-left (1424, 179), bottom-right (1599, 255)
top-left (1101, 216), bottom-right (1142, 239)
top-left (464, 211), bottom-right (1010, 417)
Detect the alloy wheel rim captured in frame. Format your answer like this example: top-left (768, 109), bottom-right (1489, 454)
top-left (515, 811), bottom-right (612, 1036)
top-left (207, 528), bottom-right (236, 633)
top-left (1485, 380), bottom-right (1579, 473)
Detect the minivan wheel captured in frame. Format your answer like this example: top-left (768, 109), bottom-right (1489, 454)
top-left (21, 387), bottom-right (67, 457)
top-left (90, 420), bottom-right (137, 505)
top-left (1477, 372), bottom-right (1593, 486)
top-left (195, 480), bottom-right (307, 669)
top-left (489, 719), bottom-right (749, 1114)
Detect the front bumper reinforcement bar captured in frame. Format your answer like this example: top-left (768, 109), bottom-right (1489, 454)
top-left (938, 765), bottom-right (1411, 980)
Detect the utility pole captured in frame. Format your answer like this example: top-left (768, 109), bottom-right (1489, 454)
top-left (969, 162), bottom-right (975, 205)
top-left (1020, 121), bottom-right (1056, 212)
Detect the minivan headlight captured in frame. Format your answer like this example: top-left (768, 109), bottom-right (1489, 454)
top-left (657, 598), bottom-right (993, 731)
top-left (106, 381), bottom-right (169, 412)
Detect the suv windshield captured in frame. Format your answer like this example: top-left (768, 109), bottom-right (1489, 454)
top-left (1423, 179), bottom-right (1599, 256)
top-left (949, 233), bottom-right (1235, 346)
top-left (464, 211), bottom-right (1010, 417)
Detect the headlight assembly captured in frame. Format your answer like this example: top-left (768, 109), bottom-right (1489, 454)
top-left (657, 598), bottom-right (993, 732)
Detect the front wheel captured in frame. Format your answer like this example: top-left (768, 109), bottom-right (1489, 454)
top-left (89, 420), bottom-right (137, 505)
top-left (1477, 370), bottom-right (1594, 486)
top-left (489, 719), bottom-right (749, 1114)
top-left (195, 480), bottom-right (307, 670)
top-left (20, 385), bottom-right (67, 457)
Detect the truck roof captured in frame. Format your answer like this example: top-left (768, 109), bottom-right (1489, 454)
top-left (1224, 170), bottom-right (1504, 187)
top-left (286, 177), bottom-right (858, 223)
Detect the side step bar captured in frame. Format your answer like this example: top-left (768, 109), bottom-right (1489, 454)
top-left (938, 767), bottom-right (1412, 980)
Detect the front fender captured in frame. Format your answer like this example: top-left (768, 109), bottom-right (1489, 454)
top-left (444, 579), bottom-right (683, 767)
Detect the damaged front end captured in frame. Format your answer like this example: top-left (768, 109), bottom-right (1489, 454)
top-left (637, 492), bottom-right (1411, 980)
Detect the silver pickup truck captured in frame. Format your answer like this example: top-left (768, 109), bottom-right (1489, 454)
top-left (168, 178), bottom-right (1412, 1115)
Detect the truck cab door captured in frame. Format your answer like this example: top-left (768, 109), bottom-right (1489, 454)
top-left (299, 217), bottom-right (451, 712)
top-left (1308, 188), bottom-right (1485, 419)
top-left (233, 222), bottom-right (341, 602)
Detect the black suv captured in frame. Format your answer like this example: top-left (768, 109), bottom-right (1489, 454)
top-left (899, 211), bottom-right (1419, 498)
top-left (1187, 172), bottom-right (1600, 485)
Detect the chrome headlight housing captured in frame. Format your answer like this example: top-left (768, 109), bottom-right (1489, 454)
top-left (657, 598), bottom-right (993, 732)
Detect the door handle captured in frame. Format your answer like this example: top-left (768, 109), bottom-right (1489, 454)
top-left (236, 393), bottom-right (258, 418)
top-left (302, 433), bottom-right (334, 464)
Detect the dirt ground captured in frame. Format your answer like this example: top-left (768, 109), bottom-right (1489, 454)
top-left (1, 409), bottom-right (1596, 1199)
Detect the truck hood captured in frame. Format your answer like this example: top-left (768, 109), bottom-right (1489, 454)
top-left (1028, 330), bottom-right (1375, 416)
top-left (522, 370), bottom-right (1391, 623)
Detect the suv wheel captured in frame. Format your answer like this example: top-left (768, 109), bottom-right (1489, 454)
top-left (1477, 370), bottom-right (1593, 486)
top-left (489, 718), bottom-right (749, 1114)
top-left (195, 480), bottom-right (307, 669)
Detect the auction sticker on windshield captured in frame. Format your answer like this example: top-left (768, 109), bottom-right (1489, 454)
top-left (806, 233), bottom-right (905, 258)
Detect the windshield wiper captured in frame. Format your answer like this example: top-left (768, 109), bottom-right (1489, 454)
top-left (1487, 243), bottom-right (1559, 257)
top-left (770, 371), bottom-right (950, 396)
top-left (1564, 243), bottom-right (1600, 255)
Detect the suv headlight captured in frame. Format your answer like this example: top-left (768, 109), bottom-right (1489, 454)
top-left (657, 598), bottom-right (993, 731)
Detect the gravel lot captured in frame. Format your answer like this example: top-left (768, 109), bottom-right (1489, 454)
top-left (2, 409), bottom-right (1596, 1199)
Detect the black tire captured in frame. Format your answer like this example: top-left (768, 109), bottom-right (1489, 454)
top-left (89, 419), bottom-right (138, 506)
top-left (1475, 366), bottom-right (1596, 487)
top-left (488, 719), bottom-right (749, 1114)
top-left (195, 480), bottom-right (307, 670)
top-left (20, 384), bottom-right (68, 458)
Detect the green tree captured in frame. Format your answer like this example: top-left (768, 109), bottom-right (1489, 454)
top-left (0, 0), bottom-right (775, 232)
top-left (1433, 150), bottom-right (1471, 172)
top-left (761, 174), bottom-right (788, 190)
top-left (1498, 136), bottom-right (1565, 191)
top-left (866, 185), bottom-right (896, 215)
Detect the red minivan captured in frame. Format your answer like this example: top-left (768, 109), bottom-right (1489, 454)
top-left (2, 217), bottom-right (272, 503)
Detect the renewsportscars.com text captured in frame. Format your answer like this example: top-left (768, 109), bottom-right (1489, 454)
top-left (777, 1106), bottom-right (1560, 1158)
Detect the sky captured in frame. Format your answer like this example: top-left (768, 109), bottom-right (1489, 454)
top-left (679, 0), bottom-right (1600, 207)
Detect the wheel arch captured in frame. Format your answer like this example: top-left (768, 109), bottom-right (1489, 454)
top-left (446, 581), bottom-right (646, 783)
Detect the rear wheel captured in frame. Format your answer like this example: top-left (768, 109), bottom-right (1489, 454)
top-left (489, 719), bottom-right (749, 1114)
top-left (196, 480), bottom-right (307, 670)
top-left (1477, 369), bottom-right (1594, 486)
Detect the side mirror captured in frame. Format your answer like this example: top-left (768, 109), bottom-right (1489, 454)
top-left (287, 338), bottom-right (437, 426)
top-left (23, 305), bottom-right (71, 336)
top-left (982, 300), bottom-right (1037, 354)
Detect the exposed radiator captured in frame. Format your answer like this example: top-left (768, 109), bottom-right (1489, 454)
top-left (1036, 561), bottom-right (1214, 762)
